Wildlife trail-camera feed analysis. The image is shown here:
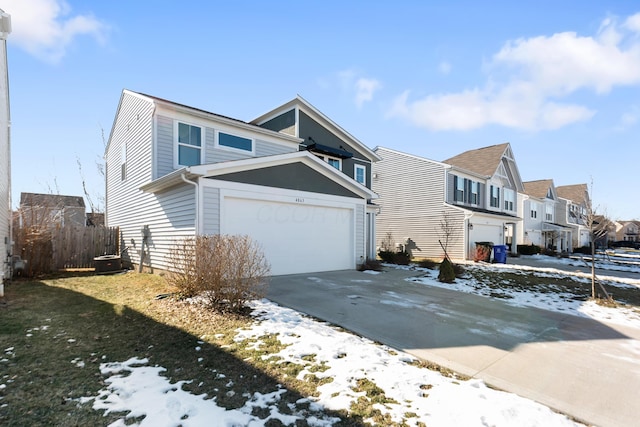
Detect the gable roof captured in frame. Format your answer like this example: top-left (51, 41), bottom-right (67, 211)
top-left (251, 95), bottom-right (382, 162)
top-left (20, 192), bottom-right (85, 209)
top-left (523, 179), bottom-right (554, 199)
top-left (443, 142), bottom-right (524, 192)
top-left (556, 184), bottom-right (589, 204)
top-left (443, 143), bottom-right (510, 177)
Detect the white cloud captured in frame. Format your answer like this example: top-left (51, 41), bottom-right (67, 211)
top-left (388, 13), bottom-right (640, 132)
top-left (3, 0), bottom-right (108, 63)
top-left (624, 13), bottom-right (640, 32)
top-left (355, 77), bottom-right (382, 108)
top-left (336, 68), bottom-right (382, 108)
top-left (615, 105), bottom-right (640, 131)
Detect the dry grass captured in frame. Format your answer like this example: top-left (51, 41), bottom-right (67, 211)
top-left (0, 272), bottom-right (363, 426)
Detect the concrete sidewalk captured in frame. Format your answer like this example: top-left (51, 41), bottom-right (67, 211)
top-left (267, 268), bottom-right (640, 427)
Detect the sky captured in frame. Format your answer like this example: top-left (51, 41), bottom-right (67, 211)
top-left (11, 257), bottom-right (636, 426)
top-left (3, 0), bottom-right (640, 219)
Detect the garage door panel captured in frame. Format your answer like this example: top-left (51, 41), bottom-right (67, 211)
top-left (222, 197), bottom-right (354, 275)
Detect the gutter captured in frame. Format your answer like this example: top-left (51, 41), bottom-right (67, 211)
top-left (180, 172), bottom-right (199, 235)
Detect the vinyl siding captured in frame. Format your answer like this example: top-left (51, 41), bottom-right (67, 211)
top-left (373, 148), bottom-right (466, 260)
top-left (106, 92), bottom-right (196, 271)
top-left (202, 186), bottom-right (220, 235)
top-left (156, 115), bottom-right (296, 178)
top-left (355, 204), bottom-right (365, 263)
top-left (0, 36), bottom-right (8, 279)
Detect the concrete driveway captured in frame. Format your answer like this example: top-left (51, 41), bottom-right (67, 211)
top-left (267, 267), bottom-right (640, 427)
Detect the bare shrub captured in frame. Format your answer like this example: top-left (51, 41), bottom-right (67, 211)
top-left (167, 235), bottom-right (270, 313)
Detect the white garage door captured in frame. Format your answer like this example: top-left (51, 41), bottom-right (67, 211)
top-left (222, 196), bottom-right (354, 275)
top-left (470, 224), bottom-right (502, 246)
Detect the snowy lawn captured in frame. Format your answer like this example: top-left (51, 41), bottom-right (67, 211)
top-left (4, 260), bottom-right (639, 426)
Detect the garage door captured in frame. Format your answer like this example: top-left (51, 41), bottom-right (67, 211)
top-left (221, 196), bottom-right (354, 275)
top-left (470, 224), bottom-right (502, 246)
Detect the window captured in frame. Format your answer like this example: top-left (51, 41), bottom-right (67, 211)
top-left (218, 132), bottom-right (253, 152)
top-left (545, 204), bottom-right (553, 221)
top-left (490, 185), bottom-right (500, 208)
top-left (504, 188), bottom-right (515, 211)
top-left (531, 202), bottom-right (538, 219)
top-left (454, 176), bottom-right (465, 202)
top-left (120, 144), bottom-right (126, 181)
top-left (177, 122), bottom-right (202, 166)
top-left (469, 181), bottom-right (479, 205)
top-left (354, 164), bottom-right (366, 185)
top-left (327, 158), bottom-right (340, 169)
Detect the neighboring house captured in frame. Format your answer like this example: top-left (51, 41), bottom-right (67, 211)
top-left (556, 184), bottom-right (591, 250)
top-left (372, 143), bottom-right (524, 260)
top-left (520, 179), bottom-right (571, 252)
top-left (0, 10), bottom-right (10, 281)
top-left (615, 220), bottom-right (640, 242)
top-left (19, 193), bottom-right (87, 229)
top-left (105, 90), bottom-right (378, 275)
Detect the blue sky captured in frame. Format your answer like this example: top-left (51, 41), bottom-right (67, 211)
top-left (4, 0), bottom-right (640, 219)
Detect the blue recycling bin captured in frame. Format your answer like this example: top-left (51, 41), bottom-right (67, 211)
top-left (493, 245), bottom-right (507, 264)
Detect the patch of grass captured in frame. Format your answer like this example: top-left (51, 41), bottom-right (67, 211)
top-left (0, 273), bottom-right (359, 426)
top-left (467, 268), bottom-right (640, 306)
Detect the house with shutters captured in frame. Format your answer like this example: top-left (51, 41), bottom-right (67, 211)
top-left (556, 184), bottom-right (591, 250)
top-left (519, 179), bottom-right (571, 252)
top-left (105, 90), bottom-right (379, 275)
top-left (372, 143), bottom-right (524, 260)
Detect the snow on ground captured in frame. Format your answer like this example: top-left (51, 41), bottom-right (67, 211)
top-left (80, 300), bottom-right (582, 427)
top-left (407, 259), bottom-right (640, 329)
top-left (66, 257), bottom-right (638, 426)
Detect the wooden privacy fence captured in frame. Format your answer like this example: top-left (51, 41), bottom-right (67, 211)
top-left (15, 225), bottom-right (119, 273)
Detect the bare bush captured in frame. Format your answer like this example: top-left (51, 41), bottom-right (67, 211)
top-left (167, 235), bottom-right (271, 313)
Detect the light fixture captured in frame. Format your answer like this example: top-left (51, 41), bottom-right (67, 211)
top-left (468, 223), bottom-right (473, 230)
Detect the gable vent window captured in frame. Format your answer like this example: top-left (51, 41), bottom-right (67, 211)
top-left (177, 122), bottom-right (202, 166)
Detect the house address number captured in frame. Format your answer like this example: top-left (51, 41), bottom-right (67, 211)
top-left (295, 197), bottom-right (305, 203)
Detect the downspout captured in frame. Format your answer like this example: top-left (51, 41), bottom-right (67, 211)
top-left (181, 172), bottom-right (199, 235)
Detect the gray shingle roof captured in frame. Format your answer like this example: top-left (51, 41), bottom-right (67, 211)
top-left (556, 184), bottom-right (588, 204)
top-left (20, 192), bottom-right (85, 209)
top-left (443, 143), bottom-right (510, 176)
top-left (523, 179), bottom-right (553, 198)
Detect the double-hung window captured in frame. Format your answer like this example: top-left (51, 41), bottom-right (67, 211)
top-left (354, 164), bottom-right (366, 185)
top-left (545, 204), bottom-right (553, 221)
top-left (454, 176), bottom-right (465, 202)
top-left (469, 181), bottom-right (479, 205)
top-left (531, 202), bottom-right (538, 219)
top-left (490, 185), bottom-right (500, 208)
top-left (177, 122), bottom-right (202, 167)
top-left (504, 188), bottom-right (515, 211)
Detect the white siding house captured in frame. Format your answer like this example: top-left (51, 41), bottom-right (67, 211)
top-left (0, 10), bottom-right (10, 282)
top-left (520, 179), bottom-right (571, 252)
top-left (556, 184), bottom-right (591, 250)
top-left (373, 143), bottom-right (524, 261)
top-left (105, 90), bottom-right (377, 275)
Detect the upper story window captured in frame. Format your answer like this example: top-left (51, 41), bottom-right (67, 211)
top-left (218, 132), bottom-right (253, 152)
top-left (490, 185), bottom-right (500, 208)
top-left (504, 188), bottom-right (515, 211)
top-left (177, 122), bottom-right (202, 167)
top-left (454, 176), bottom-right (465, 202)
top-left (469, 181), bottom-right (479, 205)
top-left (315, 154), bottom-right (341, 170)
top-left (354, 164), bottom-right (366, 185)
top-left (545, 204), bottom-right (553, 222)
top-left (120, 144), bottom-right (127, 181)
top-left (531, 202), bottom-right (538, 219)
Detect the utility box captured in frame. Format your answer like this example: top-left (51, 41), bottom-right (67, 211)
top-left (94, 255), bottom-right (122, 273)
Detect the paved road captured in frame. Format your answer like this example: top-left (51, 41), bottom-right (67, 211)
top-left (267, 267), bottom-right (640, 427)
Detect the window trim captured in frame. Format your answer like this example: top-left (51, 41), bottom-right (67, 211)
top-left (354, 164), bottom-right (366, 185)
top-left (215, 130), bottom-right (255, 154)
top-left (504, 188), bottom-right (515, 211)
top-left (175, 121), bottom-right (204, 168)
top-left (490, 185), bottom-right (500, 208)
